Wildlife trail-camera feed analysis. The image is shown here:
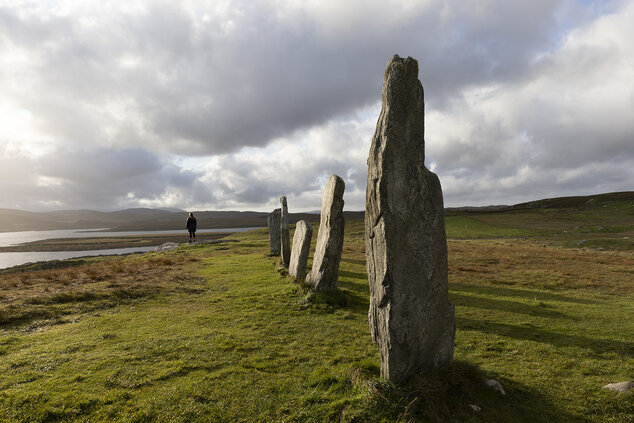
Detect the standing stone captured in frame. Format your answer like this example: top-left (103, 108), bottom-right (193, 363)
top-left (365, 55), bottom-right (455, 384)
top-left (267, 208), bottom-right (281, 255)
top-left (306, 175), bottom-right (345, 291)
top-left (280, 196), bottom-right (291, 267)
top-left (288, 220), bottom-right (313, 278)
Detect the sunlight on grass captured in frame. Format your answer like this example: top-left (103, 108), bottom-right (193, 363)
top-left (0, 218), bottom-right (632, 422)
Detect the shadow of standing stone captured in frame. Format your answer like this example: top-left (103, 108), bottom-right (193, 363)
top-left (268, 208), bottom-right (281, 255)
top-left (306, 174), bottom-right (345, 292)
top-left (280, 196), bottom-right (291, 267)
top-left (365, 55), bottom-right (455, 384)
top-left (288, 220), bottom-right (313, 278)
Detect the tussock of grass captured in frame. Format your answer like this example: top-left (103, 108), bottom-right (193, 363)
top-left (298, 288), bottom-right (351, 312)
top-left (274, 259), bottom-right (288, 276)
top-left (358, 362), bottom-right (492, 422)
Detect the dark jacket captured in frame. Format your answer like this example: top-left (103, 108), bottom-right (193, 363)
top-left (186, 217), bottom-right (197, 232)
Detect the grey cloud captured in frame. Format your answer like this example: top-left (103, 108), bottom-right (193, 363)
top-left (0, 148), bottom-right (45, 210)
top-left (0, 147), bottom-right (213, 210)
top-left (1, 1), bottom-right (632, 211)
top-left (441, 159), bottom-right (634, 207)
top-left (0, 0), bottom-right (585, 155)
top-left (202, 135), bottom-right (369, 211)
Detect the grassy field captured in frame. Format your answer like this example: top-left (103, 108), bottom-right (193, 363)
top-left (446, 198), bottom-right (634, 251)
top-left (0, 207), bottom-right (632, 421)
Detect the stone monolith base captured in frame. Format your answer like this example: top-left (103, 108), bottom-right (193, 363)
top-left (365, 55), bottom-right (455, 384)
top-left (288, 220), bottom-right (313, 278)
top-left (280, 196), bottom-right (291, 267)
top-left (268, 208), bottom-right (281, 255)
top-left (306, 174), bottom-right (345, 291)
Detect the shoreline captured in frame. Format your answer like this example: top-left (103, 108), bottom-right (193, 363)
top-left (0, 232), bottom-right (232, 253)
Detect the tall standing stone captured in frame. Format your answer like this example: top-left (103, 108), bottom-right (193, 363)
top-left (267, 208), bottom-right (281, 255)
top-left (280, 196), bottom-right (291, 267)
top-left (288, 220), bottom-right (313, 278)
top-left (365, 55), bottom-right (455, 384)
top-left (306, 174), bottom-right (345, 291)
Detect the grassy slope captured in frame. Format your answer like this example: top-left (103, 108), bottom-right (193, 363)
top-left (0, 218), bottom-right (632, 422)
top-left (446, 199), bottom-right (634, 250)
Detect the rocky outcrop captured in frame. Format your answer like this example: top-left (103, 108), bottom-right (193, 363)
top-left (306, 175), bottom-right (345, 291)
top-left (268, 208), bottom-right (281, 255)
top-left (280, 196), bottom-right (291, 267)
top-left (288, 220), bottom-right (313, 278)
top-left (365, 55), bottom-right (455, 384)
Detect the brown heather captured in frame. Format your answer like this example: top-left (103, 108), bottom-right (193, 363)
top-left (448, 240), bottom-right (634, 295)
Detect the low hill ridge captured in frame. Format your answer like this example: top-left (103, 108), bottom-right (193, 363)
top-left (0, 191), bottom-right (631, 232)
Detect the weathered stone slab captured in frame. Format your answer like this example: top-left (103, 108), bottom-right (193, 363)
top-left (268, 208), bottom-right (281, 255)
top-left (306, 174), bottom-right (345, 291)
top-left (280, 196), bottom-right (291, 267)
top-left (365, 55), bottom-right (455, 384)
top-left (288, 220), bottom-right (313, 278)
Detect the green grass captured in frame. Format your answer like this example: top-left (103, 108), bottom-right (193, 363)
top-left (446, 199), bottom-right (634, 250)
top-left (0, 219), bottom-right (632, 422)
top-left (445, 215), bottom-right (542, 239)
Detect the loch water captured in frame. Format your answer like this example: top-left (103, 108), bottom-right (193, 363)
top-left (0, 227), bottom-right (260, 270)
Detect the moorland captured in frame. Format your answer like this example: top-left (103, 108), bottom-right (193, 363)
top-left (0, 192), bottom-right (632, 422)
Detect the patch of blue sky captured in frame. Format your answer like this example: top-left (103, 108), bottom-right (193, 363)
top-left (540, 0), bottom-right (621, 55)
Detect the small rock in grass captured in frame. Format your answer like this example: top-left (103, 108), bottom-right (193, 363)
top-left (153, 242), bottom-right (181, 251)
top-left (484, 378), bottom-right (506, 395)
top-left (468, 404), bottom-right (481, 412)
top-left (602, 381), bottom-right (632, 392)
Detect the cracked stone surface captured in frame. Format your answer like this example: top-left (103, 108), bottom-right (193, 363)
top-left (268, 208), bottom-right (281, 255)
top-left (306, 174), bottom-right (345, 291)
top-left (365, 55), bottom-right (455, 384)
top-left (280, 196), bottom-right (291, 267)
top-left (288, 220), bottom-right (313, 278)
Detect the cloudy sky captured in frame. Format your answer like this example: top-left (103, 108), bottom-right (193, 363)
top-left (1, 0), bottom-right (632, 212)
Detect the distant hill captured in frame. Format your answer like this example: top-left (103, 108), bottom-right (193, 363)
top-left (1, 191), bottom-right (631, 232)
top-left (445, 205), bottom-right (510, 213)
top-left (0, 208), bottom-right (267, 232)
top-left (445, 191), bottom-right (634, 215)
top-left (509, 191), bottom-right (634, 210)
top-left (0, 207), bottom-right (365, 233)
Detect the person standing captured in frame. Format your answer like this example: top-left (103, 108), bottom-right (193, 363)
top-left (186, 212), bottom-right (197, 243)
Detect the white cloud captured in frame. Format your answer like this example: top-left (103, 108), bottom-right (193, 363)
top-left (0, 0), bottom-right (632, 211)
top-left (424, 0), bottom-right (634, 205)
top-left (183, 105), bottom-right (378, 211)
